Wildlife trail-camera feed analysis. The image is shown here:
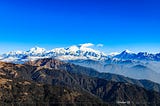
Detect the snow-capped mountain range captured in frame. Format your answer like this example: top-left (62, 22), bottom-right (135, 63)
top-left (0, 43), bottom-right (160, 83)
top-left (0, 43), bottom-right (160, 63)
top-left (0, 43), bottom-right (107, 63)
top-left (114, 50), bottom-right (160, 61)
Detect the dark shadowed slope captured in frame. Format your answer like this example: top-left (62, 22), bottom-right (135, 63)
top-left (0, 62), bottom-right (103, 105)
top-left (1, 60), bottom-right (160, 105)
top-left (26, 58), bottom-right (160, 92)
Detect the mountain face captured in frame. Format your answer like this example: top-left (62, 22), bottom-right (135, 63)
top-left (0, 44), bottom-right (106, 63)
top-left (0, 62), bottom-right (104, 105)
top-left (114, 50), bottom-right (160, 61)
top-left (0, 44), bottom-right (160, 84)
top-left (1, 44), bottom-right (160, 62)
top-left (1, 60), bottom-right (160, 105)
top-left (0, 63), bottom-right (103, 105)
top-left (69, 59), bottom-right (160, 84)
top-left (26, 58), bottom-right (160, 92)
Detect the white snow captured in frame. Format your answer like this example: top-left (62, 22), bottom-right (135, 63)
top-left (109, 52), bottom-right (120, 56)
top-left (123, 49), bottom-right (134, 54)
top-left (0, 43), bottom-right (107, 63)
top-left (27, 56), bottom-right (49, 61)
top-left (0, 57), bottom-right (19, 62)
top-left (27, 47), bottom-right (46, 54)
top-left (1, 43), bottom-right (159, 64)
top-left (56, 55), bottom-right (87, 60)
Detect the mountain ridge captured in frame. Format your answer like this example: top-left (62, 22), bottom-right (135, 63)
top-left (1, 60), bottom-right (160, 105)
top-left (26, 58), bottom-right (160, 92)
top-left (1, 44), bottom-right (160, 84)
top-left (1, 44), bottom-right (160, 63)
top-left (0, 44), bottom-right (107, 63)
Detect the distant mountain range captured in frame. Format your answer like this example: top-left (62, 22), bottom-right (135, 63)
top-left (114, 50), bottom-right (160, 61)
top-left (26, 58), bottom-right (160, 93)
top-left (0, 44), bottom-right (107, 63)
top-left (1, 44), bottom-right (160, 63)
top-left (0, 44), bottom-right (160, 83)
top-left (69, 59), bottom-right (160, 84)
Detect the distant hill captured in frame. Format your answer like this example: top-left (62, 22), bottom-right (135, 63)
top-left (27, 58), bottom-right (160, 92)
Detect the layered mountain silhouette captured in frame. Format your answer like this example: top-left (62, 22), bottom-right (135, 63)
top-left (0, 58), bottom-right (160, 105)
top-left (69, 59), bottom-right (160, 84)
top-left (27, 58), bottom-right (160, 92)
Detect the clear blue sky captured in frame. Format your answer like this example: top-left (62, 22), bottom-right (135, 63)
top-left (0, 0), bottom-right (160, 53)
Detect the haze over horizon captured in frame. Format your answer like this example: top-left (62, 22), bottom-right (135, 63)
top-left (0, 0), bottom-right (160, 53)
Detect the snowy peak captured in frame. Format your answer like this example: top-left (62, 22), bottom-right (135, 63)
top-left (113, 50), bottom-right (136, 59)
top-left (121, 50), bottom-right (134, 54)
top-left (1, 43), bottom-right (160, 63)
top-left (66, 43), bottom-right (97, 53)
top-left (113, 50), bottom-right (160, 61)
top-left (50, 43), bottom-right (107, 60)
top-left (67, 45), bottom-right (79, 52)
top-left (0, 43), bottom-right (107, 63)
top-left (6, 50), bottom-right (23, 55)
top-left (27, 47), bottom-right (46, 54)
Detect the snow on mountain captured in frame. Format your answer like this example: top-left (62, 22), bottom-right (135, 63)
top-left (108, 52), bottom-right (120, 57)
top-left (1, 44), bottom-right (160, 83)
top-left (0, 43), bottom-right (107, 63)
top-left (49, 43), bottom-right (107, 60)
top-left (27, 47), bottom-right (46, 54)
top-left (113, 50), bottom-right (136, 59)
top-left (113, 50), bottom-right (160, 61)
top-left (1, 43), bottom-right (160, 63)
top-left (119, 50), bottom-right (135, 55)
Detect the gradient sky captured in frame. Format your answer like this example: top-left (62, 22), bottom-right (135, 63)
top-left (0, 0), bottom-right (160, 54)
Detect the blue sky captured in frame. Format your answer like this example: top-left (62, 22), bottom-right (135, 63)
top-left (0, 0), bottom-right (160, 53)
